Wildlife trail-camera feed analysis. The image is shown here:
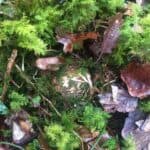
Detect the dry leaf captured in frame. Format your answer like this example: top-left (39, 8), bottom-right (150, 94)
top-left (57, 32), bottom-right (99, 53)
top-left (77, 126), bottom-right (99, 143)
top-left (122, 110), bottom-right (150, 150)
top-left (121, 62), bottom-right (150, 99)
top-left (5, 110), bottom-right (37, 145)
top-left (36, 56), bottom-right (65, 71)
top-left (100, 13), bottom-right (123, 54)
top-left (98, 85), bottom-right (138, 113)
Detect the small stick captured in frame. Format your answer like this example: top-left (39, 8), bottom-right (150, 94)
top-left (90, 134), bottom-right (103, 150)
top-left (10, 79), bottom-right (23, 88)
top-left (72, 130), bottom-right (84, 150)
top-left (15, 64), bottom-right (61, 117)
top-left (0, 141), bottom-right (24, 150)
top-left (1, 49), bottom-right (17, 101)
top-left (15, 64), bottom-right (35, 88)
top-left (41, 95), bottom-right (61, 117)
top-left (40, 106), bottom-right (51, 118)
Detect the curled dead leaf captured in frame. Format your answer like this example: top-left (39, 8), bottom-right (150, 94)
top-left (57, 32), bottom-right (99, 53)
top-left (121, 62), bottom-right (150, 99)
top-left (35, 56), bottom-right (65, 71)
top-left (5, 110), bottom-right (37, 145)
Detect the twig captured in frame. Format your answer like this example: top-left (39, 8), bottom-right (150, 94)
top-left (96, 52), bottom-right (103, 63)
top-left (102, 79), bottom-right (117, 87)
top-left (1, 49), bottom-right (17, 101)
top-left (15, 64), bottom-right (35, 88)
top-left (90, 134), bottom-right (102, 150)
top-left (15, 64), bottom-right (61, 117)
top-left (0, 141), bottom-right (24, 150)
top-left (10, 79), bottom-right (23, 88)
top-left (40, 106), bottom-right (52, 118)
top-left (41, 95), bottom-right (61, 117)
top-left (72, 130), bottom-right (84, 150)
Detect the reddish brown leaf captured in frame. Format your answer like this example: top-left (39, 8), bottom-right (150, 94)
top-left (101, 13), bottom-right (123, 54)
top-left (35, 56), bottom-right (65, 71)
top-left (121, 62), bottom-right (150, 99)
top-left (57, 32), bottom-right (99, 53)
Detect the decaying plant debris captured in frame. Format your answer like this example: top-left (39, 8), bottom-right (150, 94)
top-left (121, 62), bottom-right (150, 99)
top-left (98, 85), bottom-right (138, 113)
top-left (0, 0), bottom-right (150, 150)
top-left (122, 109), bottom-right (150, 150)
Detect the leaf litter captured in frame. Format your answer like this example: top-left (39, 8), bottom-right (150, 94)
top-left (0, 0), bottom-right (150, 150)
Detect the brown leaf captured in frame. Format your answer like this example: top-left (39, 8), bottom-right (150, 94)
top-left (77, 126), bottom-right (99, 143)
top-left (101, 13), bottom-right (123, 54)
top-left (57, 32), bottom-right (99, 53)
top-left (5, 110), bottom-right (37, 145)
top-left (121, 62), bottom-right (150, 99)
top-left (35, 56), bottom-right (65, 71)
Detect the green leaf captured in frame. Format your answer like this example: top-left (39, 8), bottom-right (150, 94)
top-left (0, 102), bottom-right (9, 115)
top-left (32, 96), bottom-right (41, 106)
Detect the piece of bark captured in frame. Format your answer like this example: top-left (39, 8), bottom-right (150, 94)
top-left (1, 49), bottom-right (17, 101)
top-left (57, 32), bottom-right (99, 53)
top-left (121, 62), bottom-right (150, 99)
top-left (35, 56), bottom-right (65, 71)
top-left (98, 85), bottom-right (138, 113)
top-left (100, 13), bottom-right (123, 54)
top-left (122, 110), bottom-right (150, 150)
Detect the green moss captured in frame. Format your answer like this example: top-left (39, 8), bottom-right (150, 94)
top-left (45, 123), bottom-right (80, 150)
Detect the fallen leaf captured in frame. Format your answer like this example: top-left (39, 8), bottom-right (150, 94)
top-left (121, 62), bottom-right (150, 99)
top-left (100, 13), bottom-right (123, 54)
top-left (57, 32), bottom-right (99, 53)
top-left (35, 56), bottom-right (65, 71)
top-left (122, 110), bottom-right (150, 150)
top-left (98, 85), bottom-right (138, 113)
top-left (5, 110), bottom-right (37, 145)
top-left (77, 126), bottom-right (99, 143)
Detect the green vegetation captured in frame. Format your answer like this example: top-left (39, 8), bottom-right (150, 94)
top-left (122, 136), bottom-right (136, 150)
top-left (139, 99), bottom-right (150, 112)
top-left (9, 91), bottom-right (29, 111)
top-left (82, 105), bottom-right (110, 131)
top-left (0, 0), bottom-right (150, 149)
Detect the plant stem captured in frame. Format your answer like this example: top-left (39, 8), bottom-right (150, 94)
top-left (41, 95), bottom-right (61, 117)
top-left (90, 134), bottom-right (102, 150)
top-left (0, 141), bottom-right (24, 150)
top-left (1, 49), bottom-right (17, 101)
